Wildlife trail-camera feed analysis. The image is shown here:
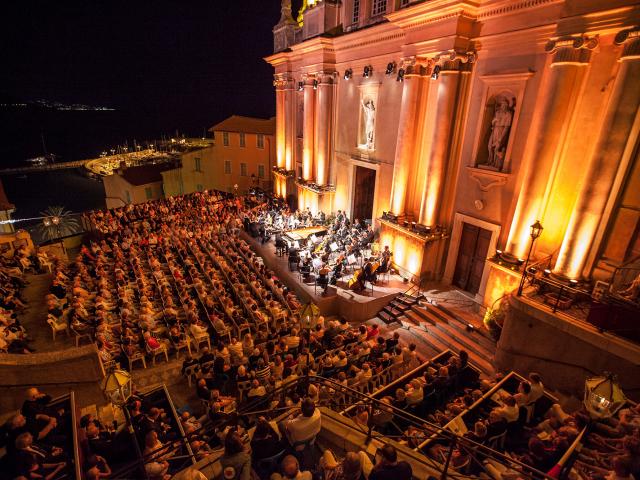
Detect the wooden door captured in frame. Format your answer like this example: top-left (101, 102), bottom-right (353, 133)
top-left (453, 223), bottom-right (492, 295)
top-left (352, 166), bottom-right (376, 222)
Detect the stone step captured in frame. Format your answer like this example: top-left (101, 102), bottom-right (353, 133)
top-left (434, 320), bottom-right (494, 360)
top-left (402, 310), bottom-right (423, 326)
top-left (404, 323), bottom-right (451, 357)
top-left (411, 305), bottom-right (439, 325)
top-left (430, 305), bottom-right (497, 352)
top-left (430, 303), bottom-right (495, 345)
top-left (426, 325), bottom-right (495, 377)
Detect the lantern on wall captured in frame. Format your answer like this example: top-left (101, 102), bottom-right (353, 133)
top-left (584, 374), bottom-right (626, 420)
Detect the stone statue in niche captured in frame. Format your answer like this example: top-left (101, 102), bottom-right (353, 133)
top-left (361, 99), bottom-right (376, 149)
top-left (478, 93), bottom-right (515, 171)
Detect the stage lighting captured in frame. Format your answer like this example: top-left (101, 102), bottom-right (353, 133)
top-left (385, 62), bottom-right (396, 75)
top-left (527, 267), bottom-right (537, 275)
top-left (543, 269), bottom-right (551, 277)
top-left (343, 68), bottom-right (353, 80)
top-left (496, 249), bottom-right (502, 256)
top-left (431, 65), bottom-right (441, 79)
top-left (313, 80), bottom-right (318, 90)
top-left (569, 279), bottom-right (579, 288)
top-left (403, 220), bottom-right (409, 228)
top-left (397, 68), bottom-right (405, 82)
top-left (298, 81), bottom-right (304, 91)
top-left (411, 221), bottom-right (417, 230)
top-left (363, 65), bottom-right (372, 78)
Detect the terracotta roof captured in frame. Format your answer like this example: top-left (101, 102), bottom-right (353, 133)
top-left (0, 179), bottom-right (15, 211)
top-left (209, 115), bottom-right (275, 135)
top-left (121, 164), bottom-right (172, 186)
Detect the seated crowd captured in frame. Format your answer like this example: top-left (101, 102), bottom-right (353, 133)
top-left (13, 189), bottom-right (635, 480)
top-left (1, 243), bottom-right (60, 354)
top-left (0, 388), bottom-right (76, 480)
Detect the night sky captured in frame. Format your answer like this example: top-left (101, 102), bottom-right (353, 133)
top-left (1, 0), bottom-right (303, 135)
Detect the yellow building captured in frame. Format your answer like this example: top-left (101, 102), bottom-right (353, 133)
top-left (103, 164), bottom-right (171, 209)
top-left (162, 116), bottom-right (276, 196)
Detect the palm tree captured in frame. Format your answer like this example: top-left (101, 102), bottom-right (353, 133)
top-left (38, 206), bottom-right (81, 241)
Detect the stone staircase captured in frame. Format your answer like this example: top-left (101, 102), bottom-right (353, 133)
top-left (375, 295), bottom-right (496, 378)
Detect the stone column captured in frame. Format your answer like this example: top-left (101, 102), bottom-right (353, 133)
top-left (389, 59), bottom-right (429, 216)
top-left (284, 80), bottom-right (296, 171)
top-left (314, 72), bottom-right (335, 186)
top-left (418, 61), bottom-right (462, 226)
top-left (506, 35), bottom-right (597, 258)
top-left (554, 30), bottom-right (640, 278)
top-left (274, 76), bottom-right (287, 170)
top-left (302, 76), bottom-right (316, 182)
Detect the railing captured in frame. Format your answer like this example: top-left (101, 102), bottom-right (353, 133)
top-left (107, 372), bottom-right (567, 480)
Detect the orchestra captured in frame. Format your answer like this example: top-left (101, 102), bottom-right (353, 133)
top-left (241, 203), bottom-right (393, 293)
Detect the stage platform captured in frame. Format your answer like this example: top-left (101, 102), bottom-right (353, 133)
top-left (241, 231), bottom-right (408, 322)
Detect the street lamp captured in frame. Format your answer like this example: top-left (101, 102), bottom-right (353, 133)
top-left (102, 370), bottom-right (145, 476)
top-left (517, 220), bottom-right (543, 296)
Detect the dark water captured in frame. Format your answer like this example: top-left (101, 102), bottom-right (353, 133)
top-left (0, 106), bottom-right (189, 222)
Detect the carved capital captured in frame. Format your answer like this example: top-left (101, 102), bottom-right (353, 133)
top-left (316, 70), bottom-right (338, 85)
top-left (273, 73), bottom-right (294, 89)
top-left (545, 34), bottom-right (598, 64)
top-left (615, 26), bottom-right (640, 60)
top-left (400, 56), bottom-right (434, 76)
top-left (432, 50), bottom-right (477, 71)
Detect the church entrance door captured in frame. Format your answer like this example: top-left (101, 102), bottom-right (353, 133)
top-left (352, 166), bottom-right (376, 223)
top-left (453, 223), bottom-right (492, 295)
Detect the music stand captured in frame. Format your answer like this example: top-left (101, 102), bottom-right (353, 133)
top-left (330, 242), bottom-right (339, 252)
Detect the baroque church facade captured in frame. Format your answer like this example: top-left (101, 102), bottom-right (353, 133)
top-left (266, 0), bottom-right (640, 314)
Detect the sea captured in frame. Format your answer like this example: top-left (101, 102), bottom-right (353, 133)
top-left (0, 105), bottom-right (187, 241)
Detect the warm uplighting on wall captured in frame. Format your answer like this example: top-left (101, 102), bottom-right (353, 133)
top-left (380, 227), bottom-right (423, 279)
top-left (316, 153), bottom-right (326, 186)
top-left (483, 265), bottom-right (521, 308)
top-left (302, 149), bottom-right (312, 181)
top-left (285, 150), bottom-right (292, 171)
top-left (390, 180), bottom-right (407, 216)
top-left (555, 216), bottom-right (597, 279)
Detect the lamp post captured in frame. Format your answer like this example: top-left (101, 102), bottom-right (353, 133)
top-left (102, 370), bottom-right (146, 478)
top-left (517, 220), bottom-right (543, 296)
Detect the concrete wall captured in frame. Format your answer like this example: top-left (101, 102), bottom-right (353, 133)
top-left (495, 295), bottom-right (640, 401)
top-left (0, 345), bottom-right (104, 413)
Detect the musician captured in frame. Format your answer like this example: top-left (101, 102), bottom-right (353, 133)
top-left (336, 210), bottom-right (345, 224)
top-left (318, 263), bottom-right (330, 293)
top-left (379, 245), bottom-right (393, 273)
top-left (363, 257), bottom-right (377, 284)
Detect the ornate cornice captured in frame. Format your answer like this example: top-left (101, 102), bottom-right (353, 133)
top-left (477, 0), bottom-right (562, 20)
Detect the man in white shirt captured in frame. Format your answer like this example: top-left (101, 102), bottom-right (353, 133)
top-left (284, 399), bottom-right (321, 447)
